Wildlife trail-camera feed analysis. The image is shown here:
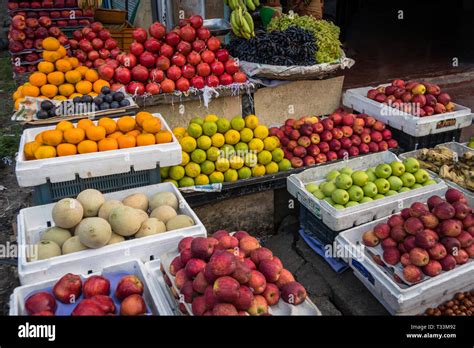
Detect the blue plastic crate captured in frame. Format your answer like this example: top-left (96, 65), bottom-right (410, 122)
top-left (32, 167), bottom-right (161, 205)
top-left (299, 205), bottom-right (341, 245)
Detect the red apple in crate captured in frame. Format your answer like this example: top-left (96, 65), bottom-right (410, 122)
top-left (90, 295), bottom-right (116, 314)
top-left (213, 276), bottom-right (240, 302)
top-left (212, 303), bottom-right (238, 316)
top-left (25, 292), bottom-right (57, 315)
top-left (120, 294), bottom-right (146, 316)
top-left (403, 264), bottom-right (422, 283)
top-left (208, 251), bottom-right (236, 277)
top-left (115, 275), bottom-right (144, 301)
top-left (281, 281), bottom-right (307, 305)
top-left (169, 256), bottom-right (184, 276)
top-left (71, 299), bottom-right (105, 316)
top-left (83, 275), bottom-right (110, 298)
top-left (191, 295), bottom-right (208, 316)
top-left (53, 273), bottom-right (82, 304)
top-left (234, 285), bottom-right (254, 311)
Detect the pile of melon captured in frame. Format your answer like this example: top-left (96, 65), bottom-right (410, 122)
top-left (30, 189), bottom-right (195, 261)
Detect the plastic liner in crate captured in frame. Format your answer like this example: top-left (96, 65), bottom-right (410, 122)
top-left (399, 142), bottom-right (474, 206)
top-left (287, 151), bottom-right (448, 232)
top-left (335, 215), bottom-right (474, 315)
top-left (389, 126), bottom-right (461, 151)
top-left (343, 85), bottom-right (472, 137)
top-left (15, 113), bottom-right (181, 187)
top-left (32, 166), bottom-right (161, 205)
top-left (298, 228), bottom-right (349, 274)
top-left (9, 259), bottom-right (172, 316)
top-left (159, 246), bottom-right (322, 316)
top-left (17, 183), bottom-right (207, 285)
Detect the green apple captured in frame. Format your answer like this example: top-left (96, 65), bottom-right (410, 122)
top-left (334, 204), bottom-right (345, 210)
top-left (398, 187), bottom-right (411, 193)
top-left (332, 189), bottom-right (350, 205)
top-left (386, 190), bottom-right (398, 196)
top-left (412, 183), bottom-right (423, 189)
top-left (366, 170), bottom-right (377, 182)
top-left (326, 170), bottom-right (340, 181)
top-left (340, 167), bottom-right (353, 176)
top-left (400, 172), bottom-right (416, 187)
top-left (374, 178), bottom-right (390, 194)
top-left (324, 197), bottom-right (335, 205)
top-left (335, 174), bottom-right (353, 190)
top-left (321, 181), bottom-right (337, 197)
top-left (360, 197), bottom-right (374, 203)
top-left (373, 194), bottom-right (386, 200)
top-left (362, 182), bottom-right (378, 198)
top-left (345, 201), bottom-right (359, 208)
top-left (375, 164), bottom-right (392, 179)
top-left (348, 185), bottom-right (364, 202)
top-left (402, 157), bottom-right (420, 173)
top-left (352, 171), bottom-right (369, 187)
top-left (305, 183), bottom-right (319, 193)
top-left (390, 161), bottom-right (406, 177)
top-left (312, 189), bottom-right (325, 200)
top-left (414, 169), bottom-right (429, 184)
top-left (423, 179), bottom-right (437, 186)
top-left (387, 176), bottom-right (403, 191)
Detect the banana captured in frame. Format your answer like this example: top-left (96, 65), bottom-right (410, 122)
top-left (238, 0), bottom-right (247, 10)
top-left (230, 0), bottom-right (239, 10)
top-left (239, 10), bottom-right (252, 34)
top-left (254, 0), bottom-right (260, 6)
top-left (243, 12), bottom-right (254, 33)
top-left (246, 0), bottom-right (256, 11)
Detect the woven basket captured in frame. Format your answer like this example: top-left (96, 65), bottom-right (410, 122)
top-left (94, 8), bottom-right (128, 25)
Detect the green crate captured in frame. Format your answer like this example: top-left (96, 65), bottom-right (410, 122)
top-left (32, 167), bottom-right (161, 205)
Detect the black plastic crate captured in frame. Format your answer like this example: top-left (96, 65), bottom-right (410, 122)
top-left (32, 167), bottom-right (161, 205)
top-left (299, 205), bottom-right (342, 245)
top-left (390, 126), bottom-right (462, 151)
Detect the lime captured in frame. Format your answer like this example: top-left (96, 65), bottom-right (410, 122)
top-left (200, 160), bottom-right (216, 175)
top-left (190, 117), bottom-right (204, 126)
top-left (272, 148), bottom-right (284, 163)
top-left (238, 167), bottom-right (252, 180)
top-left (278, 159), bottom-right (292, 171)
top-left (207, 147), bottom-right (221, 162)
top-left (244, 153), bottom-right (258, 168)
top-left (264, 137), bottom-right (279, 151)
top-left (258, 150), bottom-right (273, 165)
top-left (216, 158), bottom-right (230, 172)
top-left (204, 114), bottom-right (219, 123)
top-left (191, 149), bottom-right (207, 164)
top-left (220, 144), bottom-right (235, 158)
top-left (230, 155), bottom-right (245, 170)
top-left (265, 161), bottom-right (279, 174)
top-left (187, 123), bottom-right (203, 139)
top-left (197, 135), bottom-right (212, 150)
top-left (216, 118), bottom-right (231, 133)
top-left (225, 129), bottom-right (240, 145)
top-left (210, 171), bottom-right (224, 184)
top-left (164, 179), bottom-right (179, 188)
top-left (180, 136), bottom-right (197, 153)
top-left (169, 165), bottom-right (185, 181)
top-left (231, 116), bottom-right (245, 131)
top-left (179, 176), bottom-right (195, 187)
top-left (235, 142), bottom-right (249, 155)
top-left (249, 138), bottom-right (264, 153)
top-left (203, 122), bottom-right (218, 137)
top-left (185, 162), bottom-right (201, 178)
top-left (254, 125), bottom-right (269, 140)
top-left (160, 166), bottom-right (169, 179)
top-left (224, 169), bottom-right (239, 182)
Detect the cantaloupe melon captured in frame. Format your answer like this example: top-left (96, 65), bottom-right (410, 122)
top-left (76, 217), bottom-right (112, 249)
top-left (150, 205), bottom-right (177, 223)
top-left (135, 218), bottom-right (167, 238)
top-left (52, 198), bottom-right (84, 229)
top-left (122, 193), bottom-right (149, 212)
top-left (41, 227), bottom-right (72, 247)
top-left (149, 192), bottom-right (179, 211)
top-left (77, 189), bottom-right (105, 217)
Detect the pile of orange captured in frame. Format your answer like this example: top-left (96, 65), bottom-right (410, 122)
top-left (23, 112), bottom-right (174, 160)
top-left (12, 37), bottom-right (110, 110)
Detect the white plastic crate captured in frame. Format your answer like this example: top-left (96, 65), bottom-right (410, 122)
top-left (399, 142), bottom-right (474, 207)
top-left (9, 259), bottom-right (173, 316)
top-left (343, 85), bottom-right (472, 137)
top-left (287, 151), bottom-right (448, 231)
top-left (159, 246), bottom-right (322, 316)
top-left (17, 183), bottom-right (207, 285)
top-left (15, 113), bottom-right (182, 187)
top-left (335, 216), bottom-right (474, 315)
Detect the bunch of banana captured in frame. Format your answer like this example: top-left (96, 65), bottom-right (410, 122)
top-left (227, 0), bottom-right (257, 39)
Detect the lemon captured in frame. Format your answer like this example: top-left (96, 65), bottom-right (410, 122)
top-left (205, 114), bottom-right (219, 123)
top-left (197, 135), bottom-right (212, 150)
top-left (272, 148), bottom-right (285, 163)
top-left (195, 174), bottom-right (210, 186)
top-left (266, 161), bottom-right (279, 174)
top-left (240, 128), bottom-right (254, 143)
top-left (249, 138), bottom-right (264, 153)
top-left (231, 116), bottom-right (245, 131)
top-left (230, 155), bottom-right (245, 170)
top-left (210, 171), bottom-right (225, 184)
top-left (264, 136), bottom-right (279, 151)
top-left (217, 118), bottom-right (231, 133)
top-left (202, 122), bottom-right (218, 136)
top-left (224, 169), bottom-right (239, 182)
top-left (173, 127), bottom-right (187, 137)
top-left (238, 167), bottom-right (252, 180)
top-left (190, 117), bottom-right (204, 126)
top-left (279, 159), bottom-right (292, 171)
top-left (187, 123), bottom-right (203, 139)
top-left (244, 153), bottom-right (258, 168)
top-left (225, 129), bottom-right (240, 145)
top-left (200, 160), bottom-right (216, 175)
top-left (216, 158), bottom-right (230, 172)
top-left (180, 136), bottom-right (197, 153)
top-left (258, 150), bottom-right (273, 165)
top-left (252, 164), bottom-right (266, 177)
top-left (220, 144), bottom-right (235, 158)
top-left (185, 162), bottom-right (201, 178)
top-left (245, 115), bottom-right (259, 130)
top-left (235, 142), bottom-right (249, 156)
top-left (191, 149), bottom-right (207, 164)
top-left (169, 166), bottom-right (185, 181)
top-left (207, 147), bottom-right (221, 162)
top-left (211, 133), bottom-right (225, 148)
top-left (181, 151), bottom-right (190, 166)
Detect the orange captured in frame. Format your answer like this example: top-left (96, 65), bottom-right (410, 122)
top-left (136, 112), bottom-right (154, 127)
top-left (56, 46), bottom-right (67, 59)
top-left (75, 66), bottom-right (89, 78)
top-left (126, 130), bottom-right (141, 138)
top-left (64, 128), bottom-right (85, 144)
top-left (93, 79), bottom-right (110, 94)
top-left (67, 57), bottom-right (79, 69)
top-left (156, 130), bottom-right (173, 144)
top-left (47, 71), bottom-right (65, 86)
top-left (89, 92), bottom-right (98, 97)
top-left (77, 140), bottom-right (98, 154)
top-left (77, 119), bottom-right (94, 130)
top-left (85, 69), bottom-right (99, 83)
top-left (53, 95), bottom-right (67, 101)
top-left (142, 117), bottom-right (162, 134)
top-left (43, 37), bottom-right (60, 51)
top-left (40, 84), bottom-right (59, 98)
top-left (24, 141), bottom-right (42, 160)
top-left (55, 59), bottom-right (72, 73)
top-left (56, 120), bottom-right (74, 132)
top-left (34, 146), bottom-right (57, 160)
top-left (38, 61), bottom-right (55, 74)
top-left (14, 98), bottom-right (25, 110)
top-left (13, 90), bottom-right (23, 101)
top-left (41, 130), bottom-right (63, 146)
top-left (69, 93), bottom-right (83, 99)
top-left (108, 131), bottom-right (124, 140)
top-left (22, 85), bottom-right (40, 97)
top-left (59, 84), bottom-right (75, 97)
top-left (117, 116), bottom-right (136, 133)
top-left (117, 135), bottom-right (136, 149)
top-left (35, 133), bottom-right (43, 144)
top-left (57, 143), bottom-right (77, 157)
top-left (98, 138), bottom-right (119, 152)
top-left (86, 125), bottom-right (107, 141)
top-left (76, 81), bottom-right (93, 95)
top-left (98, 118), bottom-right (117, 135)
top-left (137, 134), bottom-right (156, 147)
top-left (65, 70), bottom-right (82, 84)
top-left (43, 51), bottom-right (60, 63)
top-left (29, 72), bottom-right (47, 87)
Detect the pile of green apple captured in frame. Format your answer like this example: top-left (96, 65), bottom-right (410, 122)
top-left (305, 158), bottom-right (436, 210)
